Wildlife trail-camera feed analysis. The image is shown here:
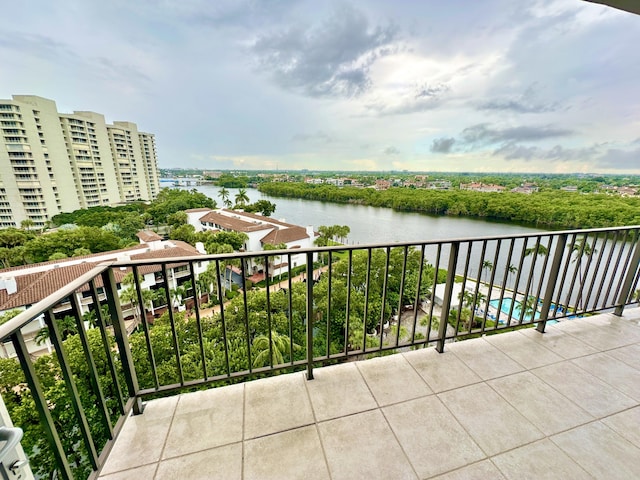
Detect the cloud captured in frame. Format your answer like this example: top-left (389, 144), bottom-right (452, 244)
top-left (365, 81), bottom-right (450, 115)
top-left (0, 31), bottom-right (151, 91)
top-left (596, 146), bottom-right (640, 169)
top-left (430, 123), bottom-right (576, 158)
top-left (384, 146), bottom-right (400, 155)
top-left (292, 131), bottom-right (333, 143)
top-left (477, 83), bottom-right (561, 114)
top-left (460, 123), bottom-right (573, 146)
top-left (250, 5), bottom-right (399, 98)
top-left (431, 137), bottom-right (456, 153)
top-left (491, 140), bottom-right (640, 170)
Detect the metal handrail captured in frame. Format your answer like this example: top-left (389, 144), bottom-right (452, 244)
top-left (0, 263), bottom-right (109, 342)
top-left (0, 225), bottom-right (638, 479)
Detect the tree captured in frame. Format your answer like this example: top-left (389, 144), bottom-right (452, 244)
top-left (119, 273), bottom-right (154, 322)
top-left (166, 211), bottom-right (188, 228)
top-left (263, 242), bottom-right (287, 280)
top-left (507, 264), bottom-right (518, 285)
top-left (34, 315), bottom-right (79, 346)
top-left (514, 243), bottom-right (549, 296)
top-left (20, 219), bottom-right (35, 230)
top-left (569, 236), bottom-right (597, 309)
top-left (218, 187), bottom-right (232, 208)
top-left (234, 188), bottom-right (250, 207)
top-left (169, 224), bottom-right (196, 244)
top-left (243, 200), bottom-right (276, 216)
top-left (252, 331), bottom-right (299, 367)
top-left (481, 260), bottom-right (493, 283)
top-left (522, 295), bottom-right (538, 321)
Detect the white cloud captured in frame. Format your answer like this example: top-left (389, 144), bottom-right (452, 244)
top-left (1, 0), bottom-right (638, 173)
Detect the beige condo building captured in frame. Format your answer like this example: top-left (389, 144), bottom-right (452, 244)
top-left (0, 95), bottom-right (160, 229)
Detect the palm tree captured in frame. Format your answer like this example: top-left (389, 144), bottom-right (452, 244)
top-left (35, 315), bottom-right (78, 346)
top-left (20, 219), bottom-right (35, 230)
top-left (524, 243), bottom-right (549, 301)
top-left (569, 236), bottom-right (597, 309)
top-left (252, 331), bottom-right (299, 367)
top-left (569, 236), bottom-right (596, 276)
top-left (234, 188), bottom-right (250, 207)
top-left (522, 295), bottom-right (538, 321)
top-left (218, 187), bottom-right (232, 208)
top-left (120, 273), bottom-right (154, 322)
top-left (263, 242), bottom-right (287, 280)
top-left (481, 260), bottom-right (493, 283)
top-left (507, 264), bottom-right (518, 286)
top-left (170, 284), bottom-right (188, 310)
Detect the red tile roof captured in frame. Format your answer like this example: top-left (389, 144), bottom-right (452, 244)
top-left (261, 226), bottom-right (310, 245)
top-left (0, 244), bottom-right (205, 311)
top-left (136, 230), bottom-right (163, 242)
top-left (199, 211), bottom-right (273, 232)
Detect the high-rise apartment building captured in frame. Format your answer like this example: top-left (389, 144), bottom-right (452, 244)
top-left (0, 95), bottom-right (160, 229)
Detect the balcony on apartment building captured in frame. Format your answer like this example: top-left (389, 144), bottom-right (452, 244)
top-left (1, 226), bottom-right (639, 479)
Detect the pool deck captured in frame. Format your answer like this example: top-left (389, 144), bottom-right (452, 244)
top-left (98, 307), bottom-right (640, 480)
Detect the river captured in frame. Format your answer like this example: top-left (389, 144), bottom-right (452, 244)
top-left (169, 183), bottom-right (547, 244)
top-left (166, 182), bottom-right (630, 307)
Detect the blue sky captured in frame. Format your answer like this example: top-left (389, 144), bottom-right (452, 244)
top-left (1, 0), bottom-right (639, 173)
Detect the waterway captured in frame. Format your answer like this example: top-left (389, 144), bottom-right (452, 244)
top-left (166, 182), bottom-right (547, 244)
top-left (164, 181), bottom-right (631, 309)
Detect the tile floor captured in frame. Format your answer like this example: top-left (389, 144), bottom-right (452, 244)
top-left (98, 308), bottom-right (640, 480)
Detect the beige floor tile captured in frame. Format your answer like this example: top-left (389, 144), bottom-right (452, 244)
top-left (552, 421), bottom-right (640, 479)
top-left (244, 373), bottom-right (314, 439)
top-left (403, 348), bottom-right (482, 392)
top-left (100, 396), bottom-right (179, 476)
top-left (532, 361), bottom-right (636, 418)
top-left (156, 443), bottom-right (242, 480)
top-left (488, 371), bottom-right (593, 435)
top-left (572, 352), bottom-right (640, 401)
top-left (430, 460), bottom-right (505, 480)
top-left (556, 317), bottom-right (640, 350)
top-left (99, 464), bottom-right (157, 480)
top-left (244, 426), bottom-right (330, 480)
top-left (162, 384), bottom-right (244, 458)
top-left (492, 439), bottom-right (592, 479)
top-left (607, 344), bottom-right (640, 370)
top-left (602, 406), bottom-right (640, 448)
top-left (485, 330), bottom-right (563, 369)
top-left (318, 410), bottom-right (417, 480)
top-left (447, 338), bottom-right (525, 380)
top-left (439, 383), bottom-right (543, 456)
top-left (305, 363), bottom-right (377, 421)
top-left (518, 326), bottom-right (598, 359)
top-left (356, 353), bottom-right (432, 406)
top-left (383, 396), bottom-right (485, 478)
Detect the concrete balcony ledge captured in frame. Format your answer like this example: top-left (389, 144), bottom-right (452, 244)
top-left (99, 308), bottom-right (640, 480)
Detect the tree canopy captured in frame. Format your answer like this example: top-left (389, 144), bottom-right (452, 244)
top-left (258, 182), bottom-right (640, 229)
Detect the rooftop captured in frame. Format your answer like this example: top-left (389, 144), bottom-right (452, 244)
top-left (98, 308), bottom-right (640, 480)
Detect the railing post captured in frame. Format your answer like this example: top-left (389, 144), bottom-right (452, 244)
top-left (305, 252), bottom-right (315, 380)
top-left (614, 230), bottom-right (640, 316)
top-left (536, 234), bottom-right (568, 333)
top-left (102, 268), bottom-right (143, 414)
top-left (11, 331), bottom-right (73, 480)
top-left (436, 242), bottom-right (459, 353)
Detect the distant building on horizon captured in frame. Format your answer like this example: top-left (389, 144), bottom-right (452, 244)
top-left (0, 95), bottom-right (161, 229)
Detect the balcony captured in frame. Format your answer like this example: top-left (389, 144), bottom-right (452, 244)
top-left (98, 310), bottom-right (640, 479)
top-left (1, 226), bottom-right (639, 479)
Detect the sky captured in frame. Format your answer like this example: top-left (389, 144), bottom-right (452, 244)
top-left (1, 0), bottom-right (639, 174)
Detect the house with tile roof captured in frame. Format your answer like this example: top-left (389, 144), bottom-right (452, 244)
top-left (187, 208), bottom-right (317, 278)
top-left (0, 235), bottom-right (208, 358)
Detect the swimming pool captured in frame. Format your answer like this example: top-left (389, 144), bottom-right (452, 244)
top-left (489, 298), bottom-right (540, 321)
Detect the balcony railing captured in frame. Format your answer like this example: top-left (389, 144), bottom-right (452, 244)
top-left (0, 226), bottom-right (639, 479)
